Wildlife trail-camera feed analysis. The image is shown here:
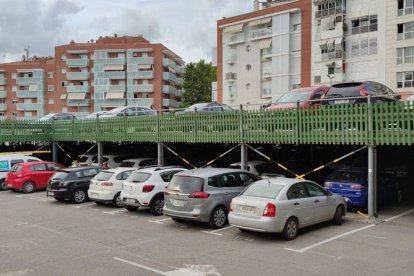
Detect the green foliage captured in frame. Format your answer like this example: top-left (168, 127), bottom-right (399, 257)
top-left (182, 60), bottom-right (217, 106)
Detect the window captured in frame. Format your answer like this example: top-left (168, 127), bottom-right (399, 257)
top-left (61, 55), bottom-right (66, 60)
top-left (328, 66), bottom-right (335, 75)
top-left (287, 183), bottom-right (309, 199)
top-left (160, 170), bottom-right (183, 182)
top-left (314, 76), bottom-right (321, 84)
top-left (220, 173), bottom-right (240, 187)
top-left (398, 22), bottom-right (414, 40)
top-left (48, 72), bottom-right (54, 78)
top-left (208, 176), bottom-right (221, 188)
top-left (12, 73), bottom-right (16, 79)
top-left (397, 46), bottom-right (414, 65)
top-left (304, 182), bottom-right (326, 197)
top-left (48, 85), bottom-right (54, 92)
top-left (46, 164), bottom-right (61, 171)
top-left (237, 173), bottom-right (258, 186)
top-left (12, 112), bottom-right (17, 117)
top-left (349, 38), bottom-right (377, 57)
top-left (12, 99), bottom-right (18, 104)
top-left (351, 15), bottom-right (378, 34)
top-left (10, 159), bottom-right (24, 166)
top-left (48, 99), bottom-right (55, 105)
top-left (398, 0), bottom-right (414, 16)
top-left (82, 168), bottom-right (98, 177)
top-left (61, 68), bottom-right (67, 74)
top-left (79, 106), bottom-right (89, 113)
top-left (12, 85), bottom-right (17, 92)
top-left (61, 81), bottom-right (67, 87)
top-left (31, 164), bottom-right (47, 171)
top-left (246, 45), bottom-right (251, 52)
top-left (397, 71), bottom-right (414, 88)
top-left (116, 171), bottom-right (133, 180)
top-left (292, 23), bottom-right (301, 32)
top-left (245, 64), bottom-right (251, 71)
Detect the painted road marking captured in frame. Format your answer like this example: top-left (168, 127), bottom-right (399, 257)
top-left (103, 209), bottom-right (127, 215)
top-left (148, 217), bottom-right (172, 224)
top-left (0, 269), bottom-right (34, 276)
top-left (201, 226), bottom-right (234, 236)
top-left (72, 202), bottom-right (96, 209)
top-left (285, 208), bottom-right (414, 253)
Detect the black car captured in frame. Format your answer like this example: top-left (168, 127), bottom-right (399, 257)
top-left (322, 81), bottom-right (400, 105)
top-left (46, 167), bottom-right (102, 203)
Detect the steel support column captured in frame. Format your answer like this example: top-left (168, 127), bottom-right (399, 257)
top-left (157, 143), bottom-right (164, 167)
top-left (368, 145), bottom-right (378, 221)
top-left (97, 142), bottom-right (103, 166)
top-left (52, 142), bottom-right (58, 163)
top-left (240, 143), bottom-right (248, 171)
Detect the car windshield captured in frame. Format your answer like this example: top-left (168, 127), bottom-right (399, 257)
top-left (276, 91), bottom-right (313, 103)
top-left (328, 171), bottom-right (362, 183)
top-left (10, 164), bottom-right (23, 172)
top-left (119, 161), bottom-right (135, 167)
top-left (39, 114), bottom-right (55, 120)
top-left (185, 103), bottom-right (208, 111)
top-left (51, 172), bottom-right (69, 180)
top-left (106, 107), bottom-right (126, 114)
top-left (95, 171), bottom-right (114, 181)
top-left (168, 175), bottom-right (204, 193)
top-left (127, 172), bottom-right (151, 183)
top-left (242, 182), bottom-right (284, 199)
top-left (326, 83), bottom-right (363, 98)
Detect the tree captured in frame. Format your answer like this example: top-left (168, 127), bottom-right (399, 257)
top-left (181, 60), bottom-right (216, 107)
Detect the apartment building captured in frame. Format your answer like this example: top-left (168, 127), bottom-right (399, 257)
top-left (0, 35), bottom-right (184, 118)
top-left (217, 0), bottom-right (312, 106)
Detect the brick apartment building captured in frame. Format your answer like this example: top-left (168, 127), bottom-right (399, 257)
top-left (0, 35), bottom-right (184, 118)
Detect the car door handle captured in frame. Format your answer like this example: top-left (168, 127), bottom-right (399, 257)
top-left (294, 202), bottom-right (300, 206)
top-left (314, 200), bottom-right (320, 203)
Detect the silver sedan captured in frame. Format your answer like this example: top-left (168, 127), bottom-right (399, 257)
top-left (228, 177), bottom-right (346, 240)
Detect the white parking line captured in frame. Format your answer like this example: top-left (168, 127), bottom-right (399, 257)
top-left (285, 208), bottom-right (414, 253)
top-left (103, 209), bottom-right (127, 215)
top-left (201, 226), bottom-right (234, 236)
top-left (72, 202), bottom-right (96, 209)
top-left (16, 194), bottom-right (36, 198)
top-left (148, 217), bottom-right (172, 224)
top-left (114, 257), bottom-right (167, 275)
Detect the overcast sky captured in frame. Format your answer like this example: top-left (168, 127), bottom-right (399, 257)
top-left (0, 0), bottom-right (252, 63)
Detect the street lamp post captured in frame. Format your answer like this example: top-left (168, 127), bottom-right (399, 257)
top-left (327, 74), bottom-right (336, 86)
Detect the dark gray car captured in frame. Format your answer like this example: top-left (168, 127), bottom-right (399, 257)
top-left (163, 168), bottom-right (260, 228)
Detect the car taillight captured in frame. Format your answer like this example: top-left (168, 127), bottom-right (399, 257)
top-left (102, 162), bottom-right (109, 168)
top-left (229, 200), bottom-right (234, 213)
top-left (188, 192), bottom-right (210, 198)
top-left (350, 184), bottom-right (366, 189)
top-left (263, 203), bottom-right (276, 217)
top-left (360, 86), bottom-right (368, 96)
top-left (324, 182), bottom-right (333, 187)
top-left (142, 185), bottom-right (155, 193)
top-left (101, 182), bottom-right (113, 186)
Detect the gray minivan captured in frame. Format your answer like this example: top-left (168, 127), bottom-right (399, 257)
top-left (163, 168), bottom-right (260, 228)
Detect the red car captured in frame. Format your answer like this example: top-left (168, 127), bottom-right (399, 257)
top-left (266, 86), bottom-right (329, 111)
top-left (6, 161), bottom-right (65, 193)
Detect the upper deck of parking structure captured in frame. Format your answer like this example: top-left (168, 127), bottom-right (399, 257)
top-left (1, 102), bottom-right (413, 146)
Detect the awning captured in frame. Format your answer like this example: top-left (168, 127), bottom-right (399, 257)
top-left (60, 94), bottom-right (67, 100)
top-left (105, 92), bottom-right (125, 99)
top-left (258, 38), bottom-right (272, 49)
top-left (325, 61), bottom-right (336, 67)
top-left (104, 64), bottom-right (125, 71)
top-left (67, 93), bottom-right (86, 100)
top-left (138, 64), bottom-right (152, 70)
top-left (335, 38), bottom-right (343, 49)
top-left (224, 23), bottom-right (244, 33)
top-left (248, 17), bottom-right (272, 27)
top-left (320, 41), bottom-right (328, 50)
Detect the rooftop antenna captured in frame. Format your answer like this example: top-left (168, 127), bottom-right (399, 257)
top-left (24, 46), bottom-right (30, 60)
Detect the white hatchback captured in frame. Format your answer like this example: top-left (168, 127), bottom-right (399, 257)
top-left (88, 168), bottom-right (135, 207)
top-left (121, 167), bottom-right (186, 215)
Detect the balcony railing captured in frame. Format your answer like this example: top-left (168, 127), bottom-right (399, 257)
top-left (94, 58), bottom-right (126, 64)
top-left (66, 58), bottom-right (89, 67)
top-left (176, 66), bottom-right (184, 74)
top-left (128, 84), bottom-right (154, 93)
top-left (162, 58), bottom-right (176, 68)
top-left (162, 99), bottom-right (180, 107)
top-left (0, 78), bottom-right (6, 85)
top-left (0, 91), bottom-right (6, 98)
top-left (250, 28), bottom-right (272, 40)
top-left (108, 85), bottom-right (126, 92)
top-left (0, 103), bottom-right (6, 111)
top-left (128, 71), bottom-right (154, 79)
top-left (95, 71), bottom-right (126, 79)
top-left (226, 33), bottom-right (245, 44)
top-left (163, 85), bottom-right (177, 95)
top-left (351, 24), bottom-right (378, 35)
top-left (16, 91), bottom-right (43, 98)
top-left (128, 57), bottom-right (154, 64)
top-left (66, 85), bottom-right (89, 93)
top-left (226, 55), bottom-right (237, 64)
top-left (16, 103), bottom-right (43, 111)
top-left (67, 99), bottom-right (90, 107)
top-left (16, 77), bottom-right (42, 84)
top-left (129, 98), bottom-right (154, 107)
top-left (66, 72), bottom-right (90, 81)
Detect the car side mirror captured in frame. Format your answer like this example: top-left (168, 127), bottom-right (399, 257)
top-left (326, 190), bottom-right (333, 196)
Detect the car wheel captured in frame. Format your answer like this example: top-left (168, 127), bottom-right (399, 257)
top-left (332, 206), bottom-right (343, 225)
top-left (112, 193), bottom-right (123, 208)
top-left (22, 181), bottom-right (35, 193)
top-left (282, 217), bottom-right (298, 240)
top-left (150, 196), bottom-right (164, 216)
top-left (125, 205), bottom-right (138, 212)
top-left (0, 179), bottom-right (7, 191)
top-left (72, 189), bottom-right (87, 204)
top-left (209, 206), bottom-right (227, 229)
top-left (171, 218), bottom-right (185, 223)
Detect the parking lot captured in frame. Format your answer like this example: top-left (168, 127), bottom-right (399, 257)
top-left (0, 190), bottom-right (413, 276)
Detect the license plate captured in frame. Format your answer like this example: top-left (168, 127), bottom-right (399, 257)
top-left (126, 198), bottom-right (136, 204)
top-left (7, 183), bottom-right (12, 187)
top-left (47, 191), bottom-right (54, 196)
top-left (238, 205), bottom-right (256, 214)
top-left (334, 99), bottom-right (350, 104)
top-left (171, 199), bottom-right (186, 207)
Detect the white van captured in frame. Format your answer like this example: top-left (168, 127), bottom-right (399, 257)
top-left (0, 155), bottom-right (42, 190)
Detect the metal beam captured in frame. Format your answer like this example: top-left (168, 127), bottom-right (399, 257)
top-left (97, 142), bottom-right (103, 166)
top-left (240, 143), bottom-right (248, 171)
top-left (368, 145), bottom-right (377, 222)
top-left (157, 143), bottom-right (164, 166)
top-left (52, 142), bottom-right (58, 163)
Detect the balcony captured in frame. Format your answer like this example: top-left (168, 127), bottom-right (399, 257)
top-left (128, 84), bottom-right (154, 93)
top-left (250, 27), bottom-right (272, 40)
top-left (66, 58), bottom-right (89, 67)
top-left (99, 99), bottom-right (125, 106)
top-left (67, 99), bottom-right (90, 107)
top-left (163, 85), bottom-right (177, 95)
top-left (108, 85), bottom-right (126, 92)
top-left (94, 58), bottom-right (126, 64)
top-left (16, 103), bottom-right (43, 111)
top-left (262, 88), bottom-right (272, 97)
top-left (16, 77), bottom-right (42, 84)
top-left (129, 98), bottom-right (154, 107)
top-left (66, 72), bottom-right (90, 81)
top-left (16, 91), bottom-right (42, 98)
top-left (162, 99), bottom-right (180, 107)
top-left (66, 85), bottom-right (90, 93)
top-left (128, 71), bottom-right (154, 79)
top-left (0, 77), bottom-right (6, 85)
top-left (163, 72), bottom-right (177, 82)
top-left (163, 58), bottom-right (177, 68)
top-left (262, 48), bottom-right (272, 58)
top-left (226, 33), bottom-right (245, 45)
top-left (0, 104), bottom-right (6, 111)
top-left (0, 91), bottom-right (6, 98)
top-left (95, 71), bottom-right (126, 79)
top-left (176, 66), bottom-right (184, 74)
top-left (128, 57), bottom-right (154, 64)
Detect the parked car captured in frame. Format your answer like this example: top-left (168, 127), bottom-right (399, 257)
top-left (92, 154), bottom-right (138, 169)
top-left (82, 111), bottom-right (108, 119)
top-left (0, 154), bottom-right (42, 190)
top-left (266, 86), bottom-right (329, 111)
top-left (76, 154), bottom-right (97, 167)
top-left (39, 113), bottom-right (77, 121)
top-left (180, 102), bottom-right (234, 113)
top-left (88, 168), bottom-right (135, 207)
top-left (121, 166), bottom-right (186, 215)
top-left (5, 161), bottom-right (64, 193)
top-left (163, 168), bottom-right (261, 228)
top-left (323, 167), bottom-right (402, 210)
top-left (46, 166), bottom-right (103, 203)
top-left (228, 161), bottom-right (286, 177)
top-left (118, 158), bottom-right (157, 169)
top-left (322, 81), bottom-right (400, 105)
top-left (100, 106), bottom-right (155, 118)
top-left (228, 177), bottom-right (346, 240)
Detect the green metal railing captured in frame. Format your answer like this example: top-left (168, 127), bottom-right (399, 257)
top-left (1, 102), bottom-right (414, 146)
